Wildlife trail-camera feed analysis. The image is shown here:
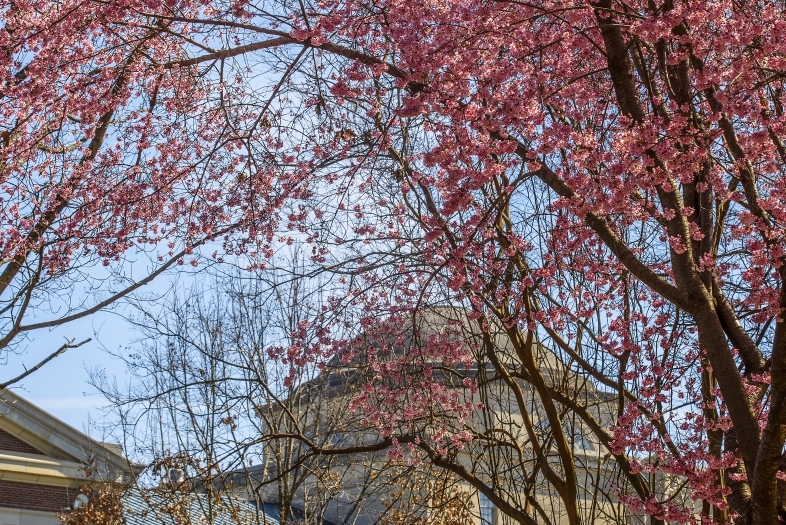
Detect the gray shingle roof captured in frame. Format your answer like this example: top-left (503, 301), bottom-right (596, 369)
top-left (122, 489), bottom-right (280, 525)
top-left (121, 490), bottom-right (338, 525)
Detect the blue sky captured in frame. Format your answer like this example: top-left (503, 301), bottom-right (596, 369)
top-left (1, 249), bottom-right (215, 439)
top-left (3, 307), bottom-right (133, 440)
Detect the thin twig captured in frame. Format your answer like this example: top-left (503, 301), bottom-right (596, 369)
top-left (0, 338), bottom-right (92, 389)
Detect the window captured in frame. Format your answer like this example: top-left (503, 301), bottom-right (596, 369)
top-left (479, 490), bottom-right (494, 525)
top-left (532, 418), bottom-right (595, 451)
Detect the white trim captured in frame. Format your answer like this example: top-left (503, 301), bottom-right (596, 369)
top-left (0, 451), bottom-right (103, 486)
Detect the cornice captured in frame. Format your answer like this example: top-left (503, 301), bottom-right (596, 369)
top-left (0, 451), bottom-right (97, 487)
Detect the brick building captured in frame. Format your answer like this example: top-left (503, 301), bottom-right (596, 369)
top-left (0, 389), bottom-right (130, 525)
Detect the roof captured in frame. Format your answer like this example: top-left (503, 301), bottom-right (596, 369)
top-left (123, 489), bottom-right (279, 525)
top-left (122, 490), bottom-right (339, 525)
top-left (253, 501), bottom-right (340, 525)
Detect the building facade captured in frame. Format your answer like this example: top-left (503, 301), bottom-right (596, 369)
top-left (219, 308), bottom-right (648, 525)
top-left (0, 389), bottom-right (130, 525)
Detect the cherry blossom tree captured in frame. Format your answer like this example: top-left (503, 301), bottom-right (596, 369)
top-left (4, 0), bottom-right (786, 523)
top-left (0, 0), bottom-right (301, 380)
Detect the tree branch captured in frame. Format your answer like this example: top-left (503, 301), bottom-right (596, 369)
top-left (0, 338), bottom-right (91, 390)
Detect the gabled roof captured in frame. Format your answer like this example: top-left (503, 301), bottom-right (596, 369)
top-left (0, 388), bottom-right (131, 483)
